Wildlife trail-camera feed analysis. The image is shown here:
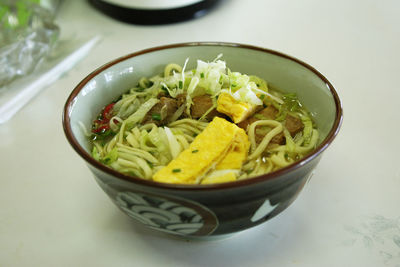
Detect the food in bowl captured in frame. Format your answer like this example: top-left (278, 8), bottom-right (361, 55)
top-left (63, 42), bottom-right (342, 238)
top-left (89, 56), bottom-right (319, 184)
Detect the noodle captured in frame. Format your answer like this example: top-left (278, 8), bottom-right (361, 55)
top-left (89, 57), bottom-right (320, 184)
top-left (247, 120), bottom-right (283, 160)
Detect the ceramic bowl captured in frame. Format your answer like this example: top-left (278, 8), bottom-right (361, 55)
top-left (63, 42), bottom-right (342, 239)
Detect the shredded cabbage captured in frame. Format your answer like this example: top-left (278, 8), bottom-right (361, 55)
top-left (301, 114), bottom-right (313, 145)
top-left (228, 71), bottom-right (250, 90)
top-left (92, 146), bottom-right (100, 161)
top-left (164, 126), bottom-right (182, 159)
top-left (147, 126), bottom-right (171, 164)
top-left (227, 71), bottom-right (273, 105)
top-left (125, 98), bottom-right (159, 127)
top-left (232, 84), bottom-right (263, 105)
top-left (185, 76), bottom-right (199, 114)
top-left (144, 57), bottom-right (276, 111)
top-left (195, 59), bottom-right (227, 96)
top-left (283, 128), bottom-right (296, 153)
top-left (206, 169), bottom-right (240, 178)
top-left (101, 147), bottom-right (118, 164)
top-left (249, 75), bottom-right (268, 91)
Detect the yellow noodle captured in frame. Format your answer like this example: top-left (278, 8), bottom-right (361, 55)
top-left (164, 63), bottom-right (182, 77)
top-left (247, 120), bottom-right (283, 160)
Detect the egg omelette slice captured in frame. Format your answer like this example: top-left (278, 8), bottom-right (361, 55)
top-left (215, 127), bottom-right (249, 170)
top-left (200, 128), bottom-right (250, 184)
top-left (153, 117), bottom-right (246, 184)
top-left (216, 91), bottom-right (258, 123)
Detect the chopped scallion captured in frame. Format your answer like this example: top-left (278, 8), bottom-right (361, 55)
top-left (172, 168), bottom-right (181, 173)
top-left (152, 113), bottom-right (161, 121)
top-left (245, 169), bottom-right (253, 174)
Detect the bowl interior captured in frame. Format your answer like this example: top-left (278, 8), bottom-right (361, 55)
top-left (67, 43), bottom-right (338, 160)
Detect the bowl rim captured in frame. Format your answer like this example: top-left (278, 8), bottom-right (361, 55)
top-left (62, 41), bottom-right (343, 191)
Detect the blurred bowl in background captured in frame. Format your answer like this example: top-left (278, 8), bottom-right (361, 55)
top-left (88, 0), bottom-right (221, 25)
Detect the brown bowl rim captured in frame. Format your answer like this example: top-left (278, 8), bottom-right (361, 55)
top-left (62, 42), bottom-right (343, 191)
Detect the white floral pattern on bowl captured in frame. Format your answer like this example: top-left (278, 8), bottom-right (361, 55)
top-left (116, 191), bottom-right (218, 236)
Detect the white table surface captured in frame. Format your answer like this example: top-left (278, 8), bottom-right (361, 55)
top-left (1, 0), bottom-right (400, 266)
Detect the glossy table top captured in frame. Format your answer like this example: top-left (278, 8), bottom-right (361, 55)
top-left (1, 0), bottom-right (399, 266)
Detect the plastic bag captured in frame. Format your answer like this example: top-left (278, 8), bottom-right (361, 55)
top-left (0, 0), bottom-right (61, 87)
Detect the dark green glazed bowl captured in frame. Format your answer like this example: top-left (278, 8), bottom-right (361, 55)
top-left (63, 42), bottom-right (342, 239)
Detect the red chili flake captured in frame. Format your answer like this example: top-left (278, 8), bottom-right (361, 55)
top-left (102, 103), bottom-right (115, 120)
top-left (92, 102), bottom-right (115, 133)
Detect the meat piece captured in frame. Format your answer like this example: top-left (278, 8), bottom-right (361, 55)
top-left (176, 93), bottom-right (187, 106)
top-left (237, 105), bottom-right (278, 132)
top-left (270, 132), bottom-right (285, 145)
top-left (238, 105), bottom-right (285, 146)
top-left (157, 91), bottom-right (167, 98)
top-left (190, 95), bottom-right (220, 120)
top-left (257, 105), bottom-right (279, 120)
top-left (143, 97), bottom-right (178, 126)
top-left (173, 93), bottom-right (190, 119)
top-left (237, 116), bottom-right (258, 130)
top-left (237, 106), bottom-right (304, 147)
top-left (238, 105), bottom-right (279, 130)
top-left (285, 115), bottom-right (304, 136)
top-left (252, 128), bottom-right (285, 145)
top-left (238, 119), bottom-right (285, 145)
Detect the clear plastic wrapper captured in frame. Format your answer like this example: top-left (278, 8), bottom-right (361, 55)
top-left (0, 1), bottom-right (100, 123)
top-left (0, 0), bottom-right (61, 87)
